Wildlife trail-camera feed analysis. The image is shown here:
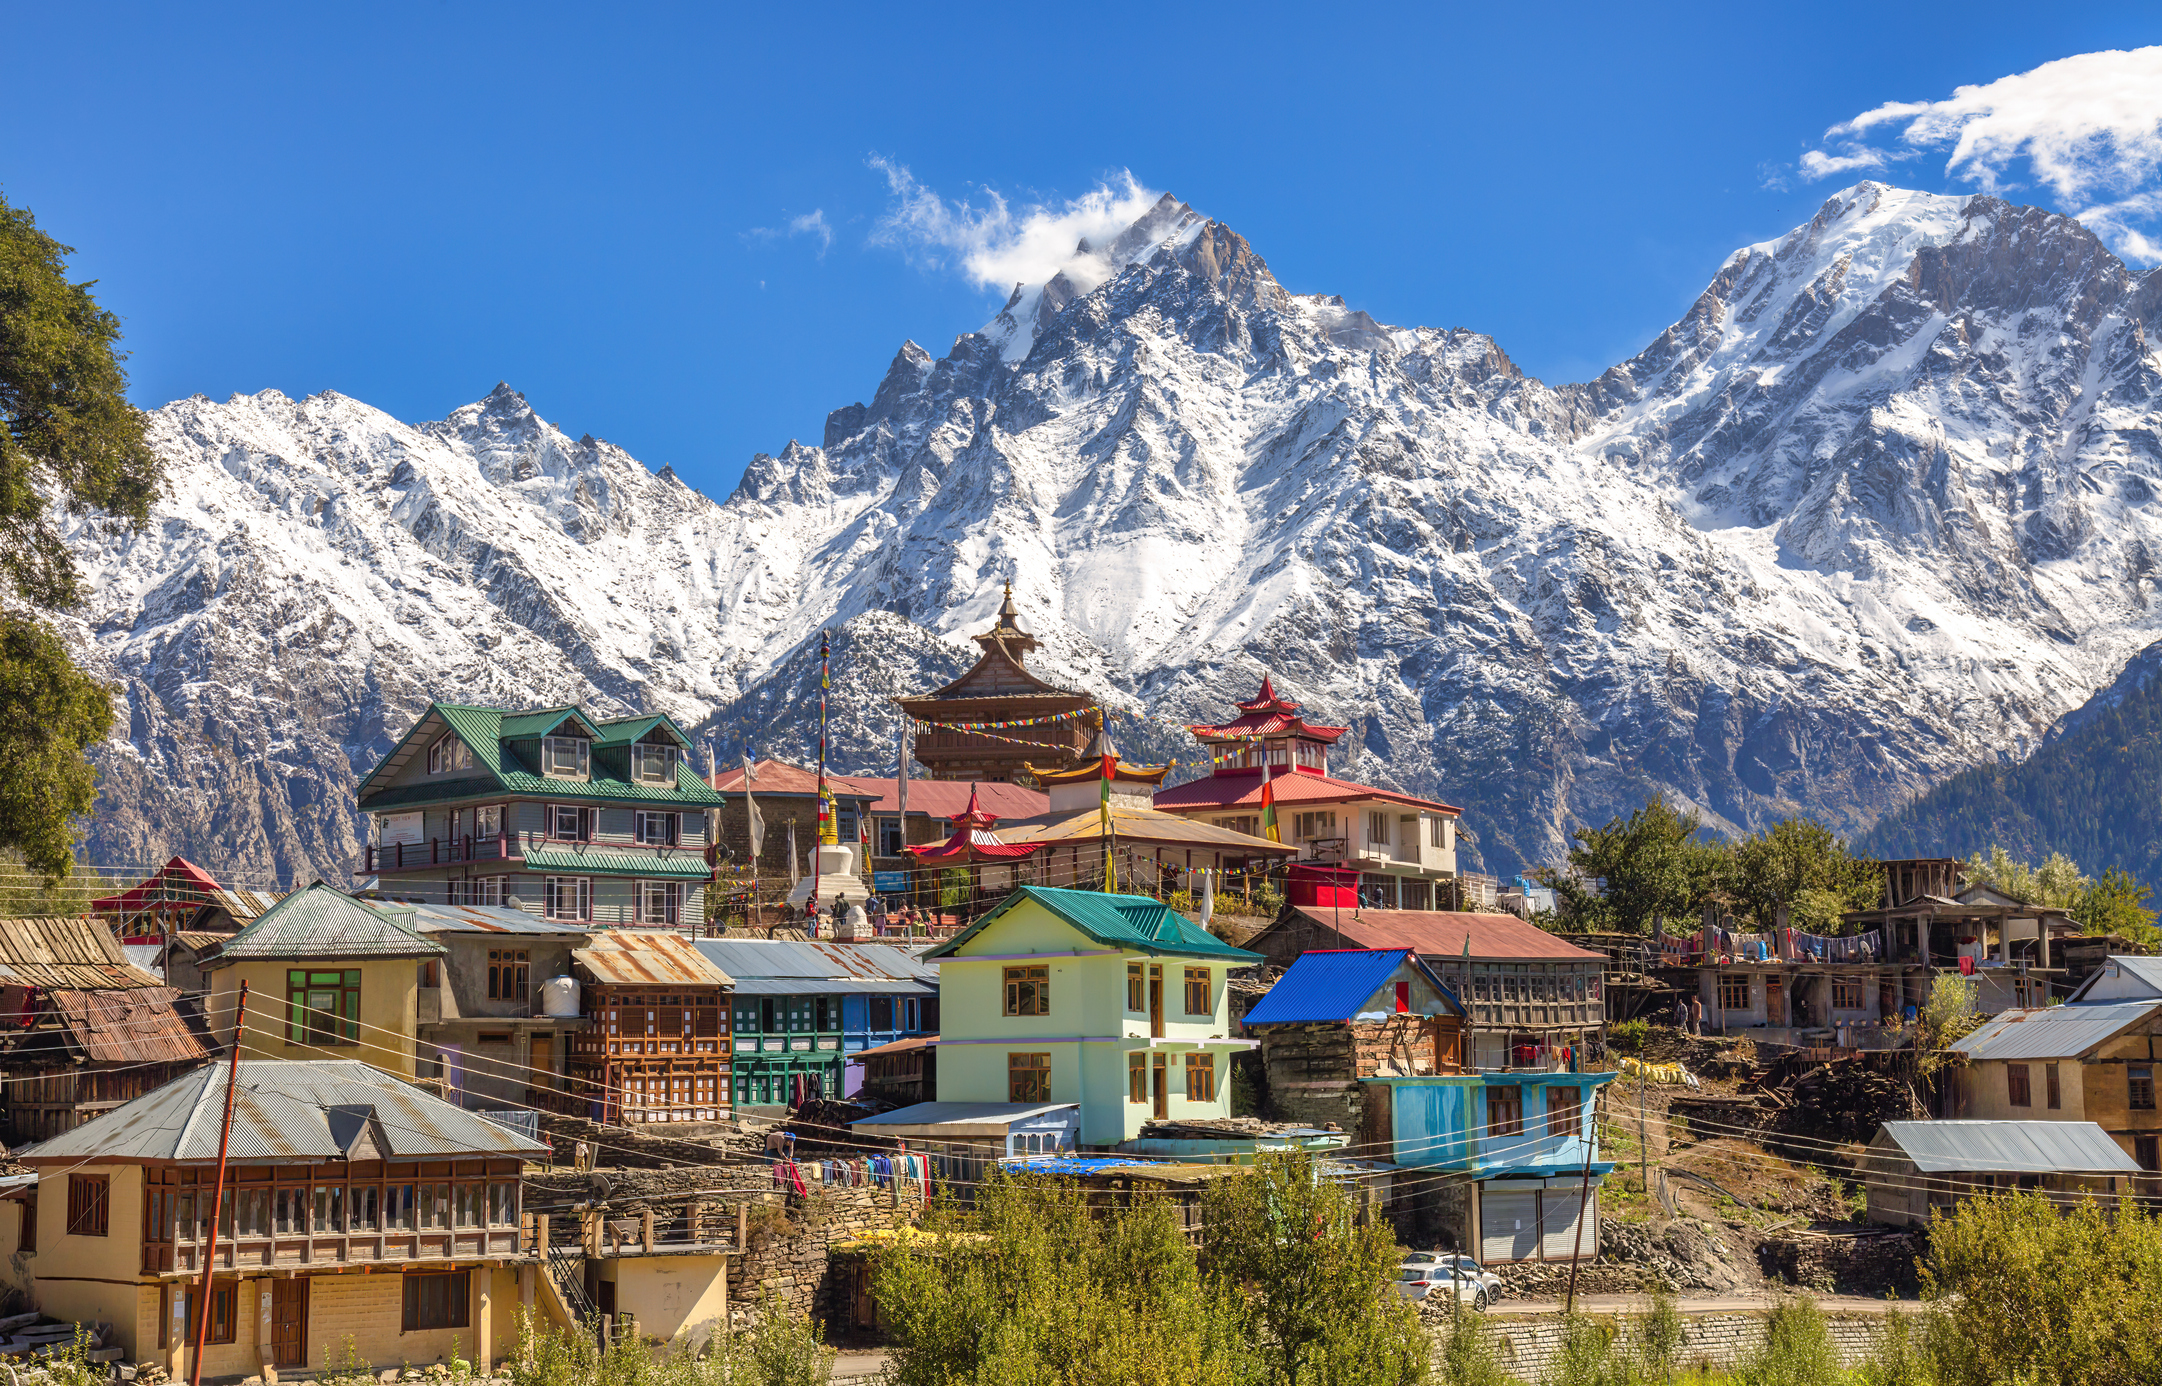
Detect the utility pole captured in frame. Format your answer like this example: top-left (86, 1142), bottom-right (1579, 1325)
top-left (1564, 1087), bottom-right (1601, 1315)
top-left (191, 981), bottom-right (248, 1386)
top-left (1637, 1062), bottom-right (1649, 1198)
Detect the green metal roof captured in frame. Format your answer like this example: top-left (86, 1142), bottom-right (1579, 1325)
top-left (521, 844), bottom-right (714, 879)
top-left (207, 883), bottom-right (447, 963)
top-left (500, 706), bottom-right (600, 740)
top-left (490, 759), bottom-right (722, 806)
top-left (590, 714), bottom-right (698, 750)
top-left (357, 702), bottom-right (723, 811)
top-left (926, 887), bottom-right (1263, 962)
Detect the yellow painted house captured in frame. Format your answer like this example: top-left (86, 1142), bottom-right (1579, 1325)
top-left (923, 887), bottom-right (1263, 1147)
top-left (4, 1060), bottom-right (547, 1379)
top-left (203, 883), bottom-right (445, 1077)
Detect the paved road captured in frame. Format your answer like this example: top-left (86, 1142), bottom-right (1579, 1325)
top-left (832, 1350), bottom-right (890, 1380)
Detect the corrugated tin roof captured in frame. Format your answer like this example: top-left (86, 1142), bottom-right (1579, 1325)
top-left (521, 844), bottom-right (713, 879)
top-left (853, 1035), bottom-right (937, 1060)
top-left (15, 1059), bottom-right (548, 1163)
top-left (1270, 908), bottom-right (1608, 962)
top-left (729, 976), bottom-right (936, 996)
top-left (2067, 955), bottom-right (2162, 1003)
top-left (691, 939), bottom-right (939, 986)
top-left (927, 887), bottom-right (1263, 963)
top-left (995, 803), bottom-right (1298, 854)
top-left (210, 883), bottom-right (446, 961)
top-left (574, 930), bottom-right (733, 987)
top-left (0, 918), bottom-right (164, 990)
top-left (852, 1101), bottom-right (1077, 1129)
top-left (45, 987), bottom-right (215, 1064)
top-left (1950, 999), bottom-right (2162, 1060)
top-left (1242, 948), bottom-right (1464, 1025)
top-left (1876, 1120), bottom-right (2142, 1173)
top-left (406, 903), bottom-right (590, 935)
top-left (122, 943), bottom-right (165, 976)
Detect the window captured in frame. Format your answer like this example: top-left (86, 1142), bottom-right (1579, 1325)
top-left (2007, 1063), bottom-right (2032, 1107)
top-left (1831, 979), bottom-right (1863, 1010)
top-left (549, 804), bottom-right (591, 841)
top-left (878, 817), bottom-right (905, 856)
top-left (542, 735), bottom-right (590, 780)
top-left (452, 876), bottom-right (504, 907)
top-left (632, 742), bottom-right (678, 784)
top-left (2137, 1135), bottom-right (2160, 1173)
top-left (1215, 816), bottom-right (1259, 836)
top-left (636, 811), bottom-right (680, 845)
top-left (2046, 1063), bottom-right (2061, 1111)
top-left (1718, 976), bottom-right (1750, 1012)
top-left (1429, 816), bottom-right (1449, 848)
top-left (66, 1175), bottom-right (108, 1237)
top-left (1486, 1086), bottom-right (1524, 1138)
top-left (1008, 1053), bottom-right (1050, 1103)
top-left (427, 734), bottom-right (474, 775)
top-left (488, 1182), bottom-right (518, 1226)
top-left (402, 1271), bottom-right (471, 1331)
top-left (1294, 810), bottom-right (1337, 840)
top-left (2131, 1065), bottom-right (2156, 1112)
top-left (1367, 811), bottom-right (1390, 845)
top-left (1184, 1052), bottom-right (1216, 1103)
top-left (473, 803), bottom-right (503, 838)
top-left (1546, 1085), bottom-right (1582, 1139)
top-left (639, 880), bottom-right (684, 925)
top-left (1129, 1050), bottom-right (1147, 1104)
top-left (314, 1185), bottom-right (345, 1233)
top-left (287, 969), bottom-right (361, 1045)
top-left (543, 877), bottom-right (591, 921)
top-left (869, 996), bottom-right (894, 1030)
top-left (206, 1284), bottom-right (236, 1345)
top-left (487, 949), bottom-right (529, 1001)
top-left (1004, 966), bottom-right (1050, 1016)
top-left (1127, 964), bottom-right (1144, 1012)
top-left (351, 1185), bottom-right (380, 1232)
top-left (1184, 968), bottom-right (1211, 1015)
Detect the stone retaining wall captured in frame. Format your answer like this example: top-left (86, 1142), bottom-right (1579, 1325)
top-left (734, 1181), bottom-right (923, 1323)
top-left (1435, 1304), bottom-right (1894, 1379)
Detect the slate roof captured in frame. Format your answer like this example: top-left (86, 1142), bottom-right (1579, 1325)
top-left (1874, 1120), bottom-right (2141, 1174)
top-left (1949, 999), bottom-right (2162, 1061)
top-left (927, 886), bottom-right (1263, 963)
top-left (14, 1059), bottom-right (547, 1164)
top-left (1242, 948), bottom-right (1465, 1025)
top-left (207, 883), bottom-right (446, 962)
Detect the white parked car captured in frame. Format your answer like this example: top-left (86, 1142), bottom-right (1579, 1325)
top-left (1394, 1257), bottom-right (1495, 1310)
top-left (1398, 1253), bottom-right (1502, 1302)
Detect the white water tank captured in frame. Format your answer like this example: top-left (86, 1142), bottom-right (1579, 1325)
top-left (539, 976), bottom-right (581, 1017)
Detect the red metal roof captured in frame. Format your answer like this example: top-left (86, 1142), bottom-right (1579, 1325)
top-left (708, 759), bottom-right (883, 798)
top-left (1280, 908), bottom-right (1605, 962)
top-left (833, 776), bottom-right (1049, 820)
top-left (1187, 675), bottom-right (1348, 743)
top-left (1154, 770), bottom-right (1461, 815)
top-left (904, 786), bottom-right (1045, 863)
top-left (91, 856), bottom-right (229, 913)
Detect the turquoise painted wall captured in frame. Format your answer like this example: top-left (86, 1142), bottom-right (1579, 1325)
top-left (1382, 1074), bottom-right (1612, 1173)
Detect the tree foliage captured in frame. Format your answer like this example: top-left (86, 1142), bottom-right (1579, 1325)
top-left (0, 192), bottom-right (160, 880)
top-left (873, 1157), bottom-right (1424, 1386)
top-left (1962, 844), bottom-right (2161, 953)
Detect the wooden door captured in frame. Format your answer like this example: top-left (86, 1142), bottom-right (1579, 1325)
top-left (1148, 967), bottom-right (1163, 1038)
top-left (1357, 1082), bottom-right (1393, 1160)
top-left (1151, 1054), bottom-right (1169, 1119)
top-left (271, 1278), bottom-right (308, 1368)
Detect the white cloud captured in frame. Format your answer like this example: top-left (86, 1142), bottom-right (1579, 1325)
top-left (867, 158), bottom-right (1166, 297)
top-left (743, 208), bottom-right (833, 259)
top-left (1796, 47), bottom-right (2162, 263)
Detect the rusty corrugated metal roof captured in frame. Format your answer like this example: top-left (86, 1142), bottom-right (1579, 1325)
top-left (44, 987), bottom-right (216, 1064)
top-left (0, 918), bottom-right (163, 990)
top-left (574, 930), bottom-right (734, 987)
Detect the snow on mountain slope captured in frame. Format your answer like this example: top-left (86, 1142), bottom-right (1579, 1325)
top-left (57, 182), bottom-right (2162, 885)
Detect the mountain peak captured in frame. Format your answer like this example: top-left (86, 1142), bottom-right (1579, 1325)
top-left (980, 193), bottom-right (1205, 362)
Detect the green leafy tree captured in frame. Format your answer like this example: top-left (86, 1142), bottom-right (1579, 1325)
top-left (0, 193), bottom-right (160, 879)
top-left (2071, 866), bottom-right (2162, 953)
top-left (1729, 818), bottom-right (1881, 933)
top-left (1961, 845), bottom-right (2089, 908)
top-left (1540, 797), bottom-right (1722, 935)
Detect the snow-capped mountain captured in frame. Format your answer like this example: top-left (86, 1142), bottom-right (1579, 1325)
top-left (57, 182), bottom-right (2162, 887)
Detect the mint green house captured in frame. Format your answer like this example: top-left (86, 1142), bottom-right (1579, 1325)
top-left (356, 703), bottom-right (723, 923)
top-left (922, 887), bottom-right (1263, 1147)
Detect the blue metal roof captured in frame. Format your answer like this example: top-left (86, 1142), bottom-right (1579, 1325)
top-left (999, 1156), bottom-right (1171, 1175)
top-left (1243, 948), bottom-right (1465, 1025)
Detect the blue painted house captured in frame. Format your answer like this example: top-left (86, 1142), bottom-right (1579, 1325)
top-left (1363, 1069), bottom-right (1616, 1263)
top-left (691, 939), bottom-right (938, 1110)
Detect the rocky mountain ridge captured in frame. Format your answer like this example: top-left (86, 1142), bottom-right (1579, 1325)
top-left (55, 182), bottom-right (2162, 886)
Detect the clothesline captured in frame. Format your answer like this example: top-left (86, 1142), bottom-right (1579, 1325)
top-left (771, 1153), bottom-right (930, 1200)
top-left (1658, 925), bottom-right (1885, 964)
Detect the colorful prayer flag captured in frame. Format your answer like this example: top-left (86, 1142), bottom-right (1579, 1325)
top-left (1260, 769), bottom-right (1281, 843)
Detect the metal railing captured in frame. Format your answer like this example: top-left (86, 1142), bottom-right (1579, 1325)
top-left (546, 1243), bottom-right (593, 1319)
top-left (365, 833), bottom-right (516, 873)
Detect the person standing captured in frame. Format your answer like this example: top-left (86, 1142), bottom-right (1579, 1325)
top-left (1688, 994), bottom-right (1703, 1036)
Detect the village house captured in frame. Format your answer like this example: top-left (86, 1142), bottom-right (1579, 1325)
top-left (201, 884), bottom-right (445, 1079)
top-left (1246, 903), bottom-right (1607, 1071)
top-left (358, 703), bottom-right (722, 924)
top-left (1861, 1120), bottom-right (2142, 1226)
top-left (707, 759), bottom-right (881, 884)
top-left (400, 903), bottom-right (593, 1112)
top-left (887, 886), bottom-right (1262, 1149)
top-left (0, 919), bottom-right (216, 1147)
top-left (1153, 678), bottom-right (1464, 909)
top-left (1, 1059), bottom-right (547, 1379)
top-left (566, 931), bottom-right (734, 1124)
top-left (1238, 948), bottom-right (1469, 1133)
top-left (691, 939), bottom-right (938, 1109)
top-left (1946, 977), bottom-right (2162, 1175)
top-left (892, 584), bottom-right (1096, 784)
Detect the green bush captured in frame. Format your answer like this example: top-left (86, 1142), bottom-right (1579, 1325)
top-left (507, 1298), bottom-right (832, 1386)
top-left (1608, 1019), bottom-right (1649, 1053)
top-left (1732, 1296), bottom-right (1842, 1386)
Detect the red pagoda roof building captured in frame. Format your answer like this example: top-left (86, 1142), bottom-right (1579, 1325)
top-left (1155, 675), bottom-right (1467, 913)
top-left (903, 783), bottom-right (1045, 865)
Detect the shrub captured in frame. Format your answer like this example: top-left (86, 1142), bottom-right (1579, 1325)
top-left (1435, 1308), bottom-right (1511, 1386)
top-left (1733, 1296), bottom-right (1842, 1386)
top-left (1608, 1019), bottom-right (1649, 1053)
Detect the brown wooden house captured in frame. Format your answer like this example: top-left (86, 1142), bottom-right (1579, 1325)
top-left (0, 918), bottom-right (217, 1147)
top-left (893, 584), bottom-right (1095, 784)
top-left (567, 931), bottom-right (734, 1124)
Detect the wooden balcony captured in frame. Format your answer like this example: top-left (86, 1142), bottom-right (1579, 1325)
top-left (364, 833), bottom-right (520, 875)
top-left (148, 1223), bottom-right (529, 1276)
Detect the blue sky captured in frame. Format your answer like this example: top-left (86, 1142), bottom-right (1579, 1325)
top-left (4, 3), bottom-right (2158, 501)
